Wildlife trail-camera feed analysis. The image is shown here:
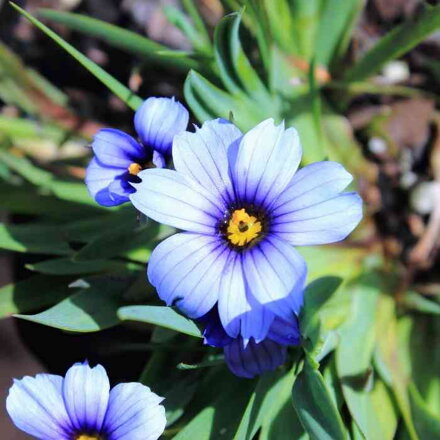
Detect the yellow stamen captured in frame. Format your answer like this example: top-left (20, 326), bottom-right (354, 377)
top-left (227, 208), bottom-right (262, 246)
top-left (128, 162), bottom-right (142, 175)
top-left (76, 435), bottom-right (101, 440)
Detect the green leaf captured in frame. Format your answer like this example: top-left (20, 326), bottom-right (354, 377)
top-left (402, 291), bottom-right (440, 315)
top-left (15, 276), bottom-right (130, 332)
top-left (289, 0), bottom-right (321, 60)
top-left (409, 383), bottom-right (440, 439)
top-left (233, 372), bottom-right (280, 440)
top-left (184, 70), bottom-right (275, 131)
top-left (401, 315), bottom-right (440, 415)
top-left (61, 207), bottom-right (137, 242)
top-left (299, 276), bottom-right (346, 354)
top-left (74, 219), bottom-right (162, 261)
top-left (292, 355), bottom-right (346, 440)
top-left (376, 292), bottom-right (419, 440)
top-left (118, 305), bottom-right (203, 338)
top-left (182, 0), bottom-right (211, 50)
top-left (11, 3), bottom-right (143, 110)
top-left (344, 4), bottom-right (440, 82)
top-left (214, 12), bottom-right (272, 104)
top-left (0, 183), bottom-right (103, 219)
top-left (185, 69), bottom-right (235, 121)
top-left (0, 147), bottom-right (101, 207)
top-left (336, 273), bottom-right (398, 439)
top-left (261, 0), bottom-right (295, 54)
top-left (0, 43), bottom-right (38, 114)
top-left (0, 275), bottom-right (73, 318)
top-left (0, 223), bottom-right (72, 255)
top-left (259, 368), bottom-right (306, 440)
top-left (162, 373), bottom-right (200, 426)
top-left (298, 245), bottom-right (366, 281)
top-left (0, 41), bottom-right (67, 114)
top-left (164, 5), bottom-right (208, 54)
top-left (173, 368), bottom-right (255, 440)
top-left (27, 258), bottom-right (130, 275)
top-left (315, 0), bottom-right (365, 67)
top-left (38, 8), bottom-right (199, 71)
top-left (0, 115), bottom-right (65, 142)
top-left (323, 357), bottom-right (344, 410)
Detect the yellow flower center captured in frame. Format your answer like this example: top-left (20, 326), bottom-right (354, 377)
top-left (75, 435), bottom-right (101, 440)
top-left (128, 162), bottom-right (142, 175)
top-left (227, 208), bottom-right (262, 246)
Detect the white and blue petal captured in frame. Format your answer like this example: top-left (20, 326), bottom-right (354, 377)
top-left (173, 118), bottom-right (241, 204)
top-left (130, 169), bottom-right (225, 234)
top-left (134, 97), bottom-right (189, 156)
top-left (232, 118), bottom-right (301, 206)
top-left (147, 232), bottom-right (229, 318)
top-left (224, 338), bottom-right (287, 379)
top-left (85, 158), bottom-right (126, 206)
top-left (108, 177), bottom-right (135, 203)
top-left (217, 255), bottom-right (275, 343)
top-left (242, 236), bottom-right (307, 319)
top-left (267, 316), bottom-right (301, 346)
top-left (270, 161), bottom-right (354, 212)
top-left (6, 374), bottom-right (72, 439)
top-left (202, 308), bottom-right (234, 348)
top-left (271, 192), bottom-right (363, 245)
top-left (240, 293), bottom-right (275, 345)
top-left (217, 252), bottom-right (249, 338)
top-left (62, 362), bottom-right (110, 433)
top-left (92, 128), bottom-right (146, 167)
top-left (103, 383), bottom-right (166, 440)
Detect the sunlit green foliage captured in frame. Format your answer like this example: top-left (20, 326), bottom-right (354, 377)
top-left (1, 1), bottom-right (439, 438)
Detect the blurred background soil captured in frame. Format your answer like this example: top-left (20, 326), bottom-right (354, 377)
top-left (0, 0), bottom-right (438, 436)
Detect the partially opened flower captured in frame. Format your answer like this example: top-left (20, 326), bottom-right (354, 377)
top-left (202, 307), bottom-right (300, 378)
top-left (86, 96), bottom-right (189, 206)
top-left (6, 361), bottom-right (166, 440)
top-left (130, 118), bottom-right (362, 343)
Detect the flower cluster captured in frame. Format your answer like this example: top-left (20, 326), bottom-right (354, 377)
top-left (7, 362), bottom-right (166, 440)
top-left (84, 96), bottom-right (362, 378)
top-left (8, 94), bottom-right (362, 436)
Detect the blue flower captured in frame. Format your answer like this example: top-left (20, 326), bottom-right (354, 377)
top-left (86, 97), bottom-right (189, 207)
top-left (6, 361), bottom-right (166, 440)
top-left (130, 118), bottom-right (362, 343)
top-left (202, 307), bottom-right (300, 378)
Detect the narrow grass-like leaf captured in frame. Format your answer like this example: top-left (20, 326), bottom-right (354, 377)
top-left (344, 4), bottom-right (440, 82)
top-left (214, 12), bottom-right (271, 104)
top-left (38, 8), bottom-right (199, 71)
top-left (0, 223), bottom-right (72, 255)
top-left (74, 220), bottom-right (161, 261)
top-left (315, 0), bottom-right (365, 67)
top-left (0, 148), bottom-right (100, 206)
top-left (299, 276), bottom-right (344, 348)
top-left (118, 305), bottom-right (203, 338)
top-left (11, 3), bottom-right (143, 110)
top-left (292, 356), bottom-right (346, 440)
top-left (0, 275), bottom-right (73, 318)
top-left (27, 258), bottom-right (130, 275)
top-left (15, 276), bottom-right (130, 332)
top-left (173, 369), bottom-right (255, 440)
top-left (164, 5), bottom-right (208, 54)
top-left (336, 273), bottom-right (398, 440)
top-left (259, 367), bottom-right (306, 440)
top-left (182, 0), bottom-right (211, 49)
top-left (233, 372), bottom-right (281, 440)
top-left (0, 183), bottom-right (103, 219)
top-left (409, 383), bottom-right (440, 438)
top-left (184, 70), bottom-right (272, 131)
